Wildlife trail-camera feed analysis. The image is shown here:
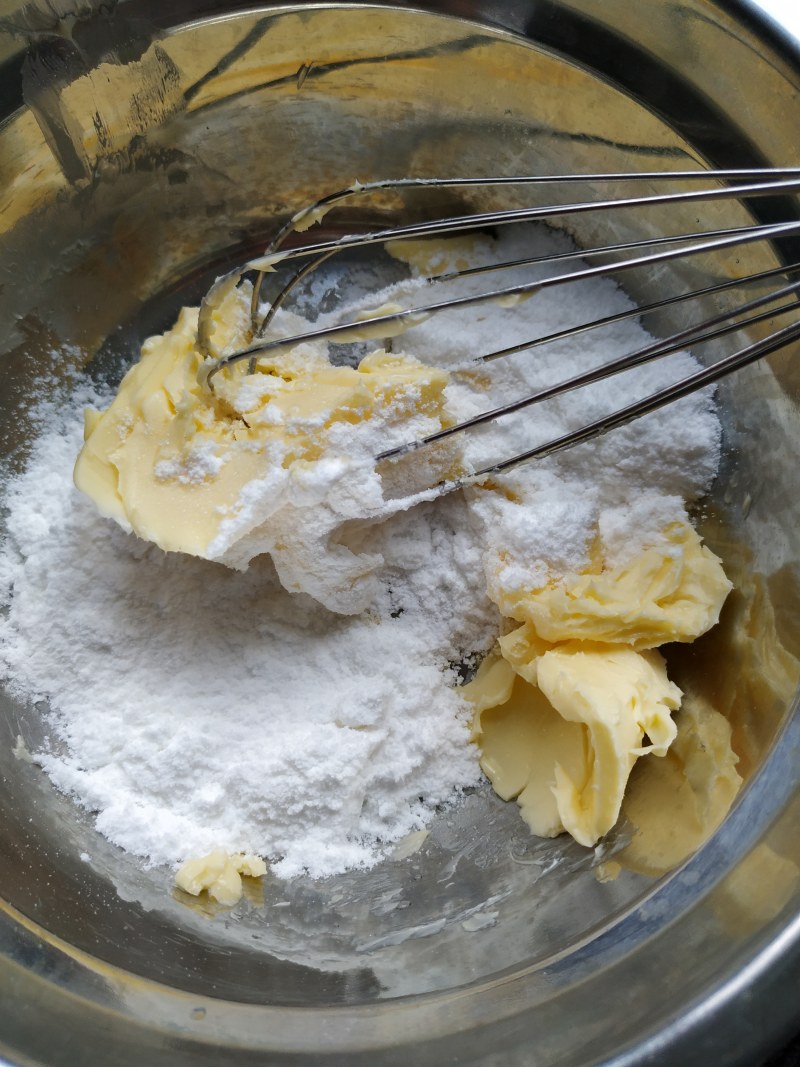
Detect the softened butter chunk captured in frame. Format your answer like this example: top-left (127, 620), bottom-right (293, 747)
top-left (469, 643), bottom-right (681, 847)
top-left (74, 285), bottom-right (452, 614)
top-left (175, 849), bottom-right (267, 906)
top-left (491, 522), bottom-right (732, 649)
top-left (467, 522), bottom-right (733, 851)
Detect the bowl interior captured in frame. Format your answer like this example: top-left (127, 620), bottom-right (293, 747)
top-left (0, 3), bottom-right (799, 1063)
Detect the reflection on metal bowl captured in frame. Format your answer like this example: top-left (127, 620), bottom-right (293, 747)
top-left (0, 1), bottom-right (798, 1063)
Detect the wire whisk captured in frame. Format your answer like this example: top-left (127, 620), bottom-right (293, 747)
top-left (196, 169), bottom-right (800, 490)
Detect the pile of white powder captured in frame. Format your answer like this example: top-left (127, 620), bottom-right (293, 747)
top-left (0, 225), bottom-right (721, 880)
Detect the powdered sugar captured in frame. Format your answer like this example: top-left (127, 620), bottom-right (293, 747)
top-left (0, 404), bottom-right (494, 878)
top-left (0, 224), bottom-right (723, 880)
top-left (154, 441), bottom-right (226, 483)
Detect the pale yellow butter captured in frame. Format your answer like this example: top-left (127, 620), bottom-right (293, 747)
top-left (175, 848), bottom-right (267, 906)
top-left (74, 285), bottom-right (451, 612)
top-left (468, 642), bottom-right (681, 847)
top-left (387, 236), bottom-right (491, 277)
top-left (490, 522), bottom-right (732, 649)
top-left (617, 695), bottom-right (742, 875)
top-left (468, 521), bottom-right (733, 849)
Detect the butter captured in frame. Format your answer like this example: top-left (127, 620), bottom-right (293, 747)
top-left (387, 236), bottom-right (492, 277)
top-left (468, 643), bottom-right (681, 846)
top-left (489, 522), bottom-right (732, 649)
top-left (616, 695), bottom-right (742, 875)
top-left (467, 521), bottom-right (733, 850)
top-left (175, 848), bottom-right (267, 906)
top-left (74, 285), bottom-right (451, 613)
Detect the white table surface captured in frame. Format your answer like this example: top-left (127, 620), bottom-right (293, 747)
top-left (751, 0), bottom-right (800, 39)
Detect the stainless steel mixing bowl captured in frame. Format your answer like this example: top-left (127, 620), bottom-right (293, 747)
top-left (0, 1), bottom-right (798, 1063)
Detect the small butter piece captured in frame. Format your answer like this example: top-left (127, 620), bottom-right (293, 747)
top-left (492, 522), bottom-right (732, 649)
top-left (237, 854), bottom-right (268, 879)
top-left (537, 644), bottom-right (681, 846)
top-left (386, 235), bottom-right (492, 277)
top-left (390, 829), bottom-right (430, 860)
top-left (471, 643), bottom-right (681, 847)
top-left (175, 849), bottom-right (267, 906)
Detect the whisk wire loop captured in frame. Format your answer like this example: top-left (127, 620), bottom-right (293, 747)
top-left (204, 218), bottom-right (800, 382)
top-left (196, 169), bottom-right (800, 490)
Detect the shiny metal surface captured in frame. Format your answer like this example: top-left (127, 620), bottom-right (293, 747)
top-left (0, 1), bottom-right (798, 1063)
